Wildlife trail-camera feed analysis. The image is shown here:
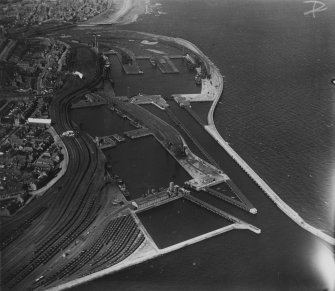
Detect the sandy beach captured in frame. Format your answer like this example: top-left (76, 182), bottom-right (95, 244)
top-left (84, 0), bottom-right (147, 25)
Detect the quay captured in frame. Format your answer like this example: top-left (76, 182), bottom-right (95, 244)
top-left (172, 77), bottom-right (217, 103)
top-left (124, 128), bottom-right (152, 139)
top-left (133, 183), bottom-right (190, 213)
top-left (134, 194), bottom-right (181, 213)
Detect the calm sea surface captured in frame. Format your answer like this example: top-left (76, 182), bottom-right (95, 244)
top-left (70, 0), bottom-right (335, 290)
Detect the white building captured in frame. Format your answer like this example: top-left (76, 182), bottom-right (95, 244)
top-left (27, 118), bottom-right (51, 126)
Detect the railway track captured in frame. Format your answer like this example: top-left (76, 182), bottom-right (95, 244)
top-left (2, 55), bottom-right (106, 289)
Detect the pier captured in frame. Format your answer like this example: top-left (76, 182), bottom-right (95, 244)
top-left (184, 194), bottom-right (261, 234)
top-left (134, 183), bottom-right (190, 213)
top-left (206, 181), bottom-right (257, 214)
top-left (124, 128), bottom-right (152, 139)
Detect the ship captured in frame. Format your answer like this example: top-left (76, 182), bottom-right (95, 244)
top-left (331, 79), bottom-right (335, 85)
